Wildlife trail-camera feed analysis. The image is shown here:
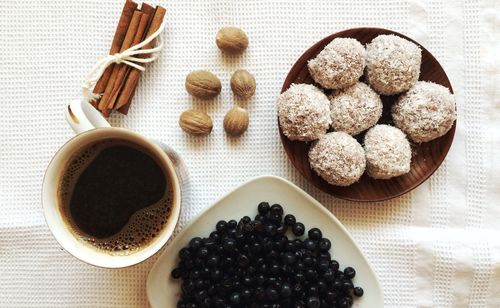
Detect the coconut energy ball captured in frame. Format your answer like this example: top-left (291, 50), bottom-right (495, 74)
top-left (309, 132), bottom-right (366, 186)
top-left (329, 82), bottom-right (383, 136)
top-left (278, 84), bottom-right (331, 141)
top-left (364, 125), bottom-right (412, 179)
top-left (392, 81), bottom-right (456, 143)
top-left (365, 34), bottom-right (421, 95)
top-left (308, 38), bottom-right (366, 90)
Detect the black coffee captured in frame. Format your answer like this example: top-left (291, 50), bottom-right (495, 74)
top-left (58, 139), bottom-right (173, 254)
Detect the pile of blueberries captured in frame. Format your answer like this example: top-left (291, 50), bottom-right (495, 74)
top-left (171, 202), bottom-right (364, 307)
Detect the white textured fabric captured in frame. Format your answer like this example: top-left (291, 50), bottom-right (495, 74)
top-left (1, 0), bottom-right (499, 307)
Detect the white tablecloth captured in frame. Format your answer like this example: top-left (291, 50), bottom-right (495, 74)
top-left (1, 0), bottom-right (499, 307)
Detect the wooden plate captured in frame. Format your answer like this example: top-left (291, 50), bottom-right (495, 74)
top-left (279, 28), bottom-right (456, 202)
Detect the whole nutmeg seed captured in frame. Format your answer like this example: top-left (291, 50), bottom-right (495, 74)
top-left (230, 69), bottom-right (256, 99)
top-left (223, 106), bottom-right (249, 136)
top-left (185, 70), bottom-right (221, 99)
top-left (179, 109), bottom-right (213, 136)
top-left (216, 27), bottom-right (249, 55)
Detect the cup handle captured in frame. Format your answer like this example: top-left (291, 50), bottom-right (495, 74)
top-left (65, 99), bottom-right (111, 134)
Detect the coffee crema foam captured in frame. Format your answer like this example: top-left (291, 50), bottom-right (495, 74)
top-left (58, 139), bottom-right (173, 255)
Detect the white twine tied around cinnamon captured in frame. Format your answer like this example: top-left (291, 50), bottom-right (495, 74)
top-left (81, 19), bottom-right (166, 102)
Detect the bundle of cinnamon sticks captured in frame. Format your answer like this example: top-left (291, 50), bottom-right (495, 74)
top-left (91, 0), bottom-right (166, 116)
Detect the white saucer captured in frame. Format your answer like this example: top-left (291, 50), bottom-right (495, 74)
top-left (147, 175), bottom-right (383, 307)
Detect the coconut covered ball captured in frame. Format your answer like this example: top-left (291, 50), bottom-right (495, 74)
top-left (329, 82), bottom-right (383, 136)
top-left (308, 38), bottom-right (366, 90)
top-left (392, 81), bottom-right (456, 143)
top-left (365, 34), bottom-right (421, 95)
top-left (364, 125), bottom-right (411, 179)
top-left (309, 132), bottom-right (366, 186)
top-left (278, 84), bottom-right (331, 141)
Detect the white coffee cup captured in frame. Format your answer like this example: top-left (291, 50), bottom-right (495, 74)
top-left (42, 99), bottom-right (187, 268)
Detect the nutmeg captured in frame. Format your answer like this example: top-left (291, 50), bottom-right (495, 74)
top-left (230, 69), bottom-right (256, 99)
top-left (223, 106), bottom-right (249, 136)
top-left (179, 109), bottom-right (213, 136)
top-left (185, 70), bottom-right (221, 99)
top-left (216, 27), bottom-right (249, 55)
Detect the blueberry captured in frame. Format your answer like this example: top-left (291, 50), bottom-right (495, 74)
top-left (284, 241), bottom-right (295, 252)
top-left (229, 292), bottom-right (241, 304)
top-left (295, 300), bottom-right (306, 308)
top-left (317, 259), bottom-right (329, 272)
top-left (318, 251), bottom-right (331, 260)
top-left (270, 203), bottom-right (284, 216)
top-left (265, 224), bottom-right (277, 236)
top-left (304, 238), bottom-right (316, 251)
top-left (209, 231), bottom-right (220, 241)
top-left (173, 202), bottom-right (362, 307)
top-left (284, 252), bottom-right (296, 264)
top-left (188, 237), bottom-right (202, 250)
top-left (265, 287), bottom-right (279, 301)
top-left (241, 216), bottom-right (251, 224)
top-left (194, 279), bottom-right (205, 289)
top-left (306, 296), bottom-right (320, 308)
top-left (318, 238), bottom-right (331, 251)
top-left (210, 269), bottom-right (222, 281)
top-left (330, 260), bottom-right (340, 272)
top-left (323, 269), bottom-right (335, 281)
top-left (255, 286), bottom-right (265, 300)
top-left (237, 254), bottom-right (250, 268)
top-left (256, 273), bottom-right (266, 285)
top-left (189, 270), bottom-right (200, 280)
top-left (353, 286), bottom-right (364, 297)
top-left (333, 280), bottom-right (342, 290)
top-left (303, 256), bottom-right (314, 267)
top-left (179, 248), bottom-right (191, 260)
top-left (305, 268), bottom-right (318, 280)
top-left (242, 288), bottom-right (252, 300)
top-left (317, 280), bottom-right (327, 294)
top-left (270, 213), bottom-right (282, 224)
top-left (223, 239), bottom-right (236, 252)
top-left (171, 268), bottom-right (182, 279)
top-left (227, 219), bottom-right (237, 229)
top-left (243, 223), bottom-right (253, 234)
top-left (258, 202), bottom-right (270, 214)
top-left (308, 228), bottom-right (322, 241)
top-left (215, 220), bottom-right (227, 232)
top-left (308, 285), bottom-right (319, 295)
top-left (195, 289), bottom-right (208, 302)
top-left (197, 247), bottom-right (208, 258)
top-left (344, 266), bottom-right (356, 279)
top-left (281, 282), bottom-right (292, 297)
top-left (295, 271), bottom-right (306, 282)
top-left (292, 222), bottom-right (305, 236)
top-left (343, 280), bottom-right (354, 292)
top-left (277, 225), bottom-right (287, 235)
top-left (339, 296), bottom-right (353, 308)
top-left (284, 214), bottom-right (296, 226)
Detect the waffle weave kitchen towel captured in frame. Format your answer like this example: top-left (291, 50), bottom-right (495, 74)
top-left (1, 0), bottom-right (499, 307)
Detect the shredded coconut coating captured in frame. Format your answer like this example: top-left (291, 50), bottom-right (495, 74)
top-left (329, 82), bottom-right (383, 136)
top-left (365, 34), bottom-right (421, 95)
top-left (308, 38), bottom-right (366, 90)
top-left (364, 125), bottom-right (411, 179)
top-left (309, 132), bottom-right (366, 186)
top-left (278, 84), bottom-right (331, 141)
top-left (392, 81), bottom-right (456, 143)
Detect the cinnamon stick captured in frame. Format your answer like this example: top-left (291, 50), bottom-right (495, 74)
top-left (91, 0), bottom-right (138, 106)
top-left (116, 6), bottom-right (167, 114)
top-left (98, 9), bottom-right (143, 115)
top-left (103, 4), bottom-right (155, 114)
